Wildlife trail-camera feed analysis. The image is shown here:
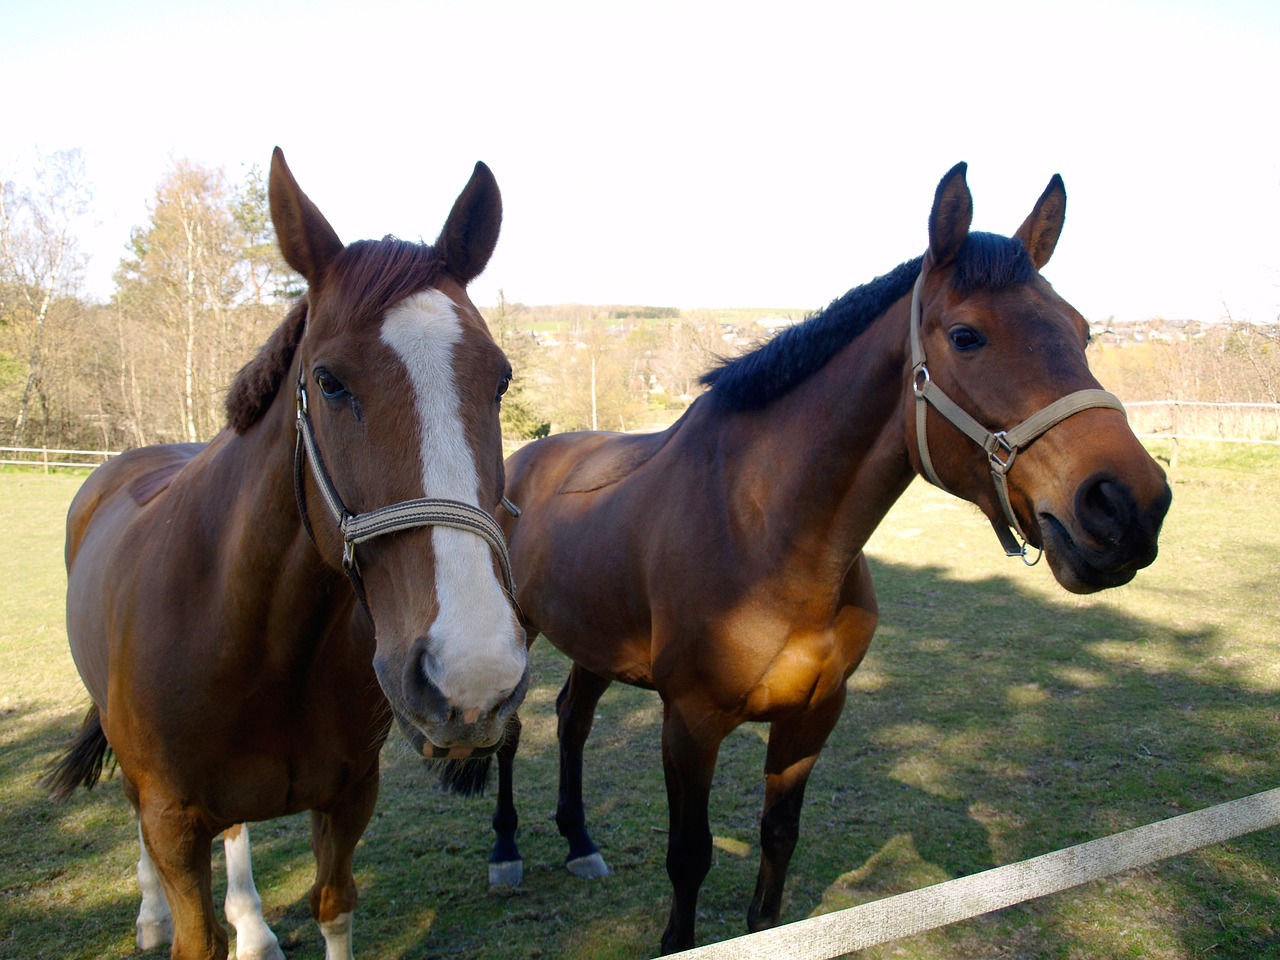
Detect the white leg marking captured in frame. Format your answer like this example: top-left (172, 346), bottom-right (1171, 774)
top-left (223, 824), bottom-right (284, 960)
top-left (566, 851), bottom-right (611, 879)
top-left (135, 821), bottom-right (173, 951)
top-left (319, 910), bottom-right (355, 960)
top-left (489, 858), bottom-right (524, 887)
top-left (381, 290), bottom-right (524, 708)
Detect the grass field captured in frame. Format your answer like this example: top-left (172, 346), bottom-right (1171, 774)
top-left (2, 442), bottom-right (1279, 960)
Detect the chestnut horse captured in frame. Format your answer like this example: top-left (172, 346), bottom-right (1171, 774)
top-left (43, 148), bottom-right (528, 960)
top-left (478, 164), bottom-right (1171, 953)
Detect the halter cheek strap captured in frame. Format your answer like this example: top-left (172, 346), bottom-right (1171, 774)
top-left (294, 374), bottom-right (518, 613)
top-left (908, 271), bottom-right (1126, 563)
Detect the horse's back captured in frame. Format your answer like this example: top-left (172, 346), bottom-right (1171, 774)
top-left (65, 443), bottom-right (205, 705)
top-left (506, 421), bottom-right (683, 506)
top-left (506, 431), bottom-right (620, 496)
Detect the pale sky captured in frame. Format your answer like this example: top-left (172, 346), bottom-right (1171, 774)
top-left (3, 0), bottom-right (1277, 323)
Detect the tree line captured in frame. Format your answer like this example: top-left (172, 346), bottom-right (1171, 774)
top-left (3, 150), bottom-right (1278, 455)
top-left (0, 150), bottom-right (774, 453)
top-left (1, 150), bottom-right (296, 452)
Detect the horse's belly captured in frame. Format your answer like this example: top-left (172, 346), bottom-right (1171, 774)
top-left (65, 495), bottom-right (146, 706)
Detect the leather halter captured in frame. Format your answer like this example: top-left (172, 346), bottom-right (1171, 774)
top-left (293, 373), bottom-right (517, 612)
top-left (907, 270), bottom-right (1126, 563)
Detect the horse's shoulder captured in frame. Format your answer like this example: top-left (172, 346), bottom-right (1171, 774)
top-left (116, 443), bottom-right (206, 506)
top-left (555, 429), bottom-right (672, 494)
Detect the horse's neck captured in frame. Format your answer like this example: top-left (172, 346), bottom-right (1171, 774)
top-left (207, 388), bottom-right (347, 625)
top-left (725, 295), bottom-right (916, 557)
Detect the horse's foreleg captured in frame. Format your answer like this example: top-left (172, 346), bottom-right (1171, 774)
top-left (134, 820), bottom-right (173, 951)
top-left (554, 664), bottom-right (613, 878)
top-left (489, 713), bottom-right (524, 886)
top-left (747, 689), bottom-right (846, 933)
top-left (222, 823), bottom-right (284, 960)
top-left (137, 800), bottom-right (225, 960)
top-left (658, 702), bottom-right (726, 955)
top-left (309, 770), bottom-right (379, 960)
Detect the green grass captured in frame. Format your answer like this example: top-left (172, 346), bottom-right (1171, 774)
top-left (2, 444), bottom-right (1279, 959)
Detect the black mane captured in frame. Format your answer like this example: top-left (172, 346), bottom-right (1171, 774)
top-left (701, 233), bottom-right (1034, 411)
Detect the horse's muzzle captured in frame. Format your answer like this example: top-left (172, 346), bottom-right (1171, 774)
top-left (379, 651), bottom-right (529, 755)
top-left (1038, 474), bottom-right (1171, 594)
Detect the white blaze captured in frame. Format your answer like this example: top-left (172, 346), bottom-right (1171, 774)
top-left (380, 290), bottom-right (523, 710)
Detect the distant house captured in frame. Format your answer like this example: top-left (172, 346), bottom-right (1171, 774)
top-left (758, 317), bottom-right (797, 333)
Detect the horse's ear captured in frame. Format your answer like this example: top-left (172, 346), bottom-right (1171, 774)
top-left (435, 161), bottom-right (502, 285)
top-left (269, 147), bottom-right (344, 283)
top-left (1013, 174), bottom-right (1066, 270)
top-left (927, 162), bottom-right (973, 270)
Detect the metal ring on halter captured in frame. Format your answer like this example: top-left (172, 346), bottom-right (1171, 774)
top-left (913, 364), bottom-right (930, 398)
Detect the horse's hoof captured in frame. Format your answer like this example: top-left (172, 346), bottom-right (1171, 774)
top-left (489, 859), bottom-right (524, 887)
top-left (236, 943), bottom-right (286, 960)
top-left (566, 852), bottom-right (610, 879)
top-left (136, 917), bottom-right (173, 951)
top-left (234, 932), bottom-right (285, 960)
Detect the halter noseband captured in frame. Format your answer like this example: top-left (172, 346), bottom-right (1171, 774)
top-left (908, 270), bottom-right (1126, 564)
top-left (294, 373), bottom-right (518, 611)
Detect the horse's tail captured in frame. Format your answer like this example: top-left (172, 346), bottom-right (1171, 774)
top-left (40, 704), bottom-right (112, 802)
top-left (435, 756), bottom-right (494, 797)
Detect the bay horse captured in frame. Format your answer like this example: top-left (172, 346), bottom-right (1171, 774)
top-left (477, 163), bottom-right (1171, 953)
top-left (43, 148), bottom-right (528, 960)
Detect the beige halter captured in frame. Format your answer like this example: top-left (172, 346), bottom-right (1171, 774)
top-left (908, 270), bottom-right (1126, 563)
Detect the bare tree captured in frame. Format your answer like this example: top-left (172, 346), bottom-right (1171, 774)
top-left (0, 148), bottom-right (91, 444)
top-left (115, 160), bottom-right (244, 442)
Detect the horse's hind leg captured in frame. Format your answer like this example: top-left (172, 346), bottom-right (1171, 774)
top-left (222, 824), bottom-right (284, 960)
top-left (489, 713), bottom-right (524, 886)
top-left (746, 689), bottom-right (846, 933)
top-left (554, 664), bottom-right (612, 878)
top-left (309, 769), bottom-right (379, 960)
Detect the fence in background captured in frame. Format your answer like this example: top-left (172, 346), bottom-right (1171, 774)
top-left (5, 401), bottom-right (1279, 473)
top-left (1125, 400), bottom-right (1280, 467)
top-left (0, 446), bottom-right (118, 471)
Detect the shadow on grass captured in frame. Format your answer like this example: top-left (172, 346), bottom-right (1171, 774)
top-left (6, 553), bottom-right (1278, 959)
top-left (406, 553), bottom-right (1280, 958)
top-left (0, 709), bottom-right (145, 960)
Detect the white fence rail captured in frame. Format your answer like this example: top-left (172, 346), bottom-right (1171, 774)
top-left (672, 787), bottom-right (1280, 959)
top-left (1126, 400), bottom-right (1280, 442)
top-left (3, 402), bottom-right (1277, 473)
top-left (0, 446), bottom-right (119, 470)
top-left (1121, 400), bottom-right (1280, 467)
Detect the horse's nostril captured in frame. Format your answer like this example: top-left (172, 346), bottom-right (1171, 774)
top-left (1079, 477), bottom-right (1133, 545)
top-left (403, 636), bottom-right (451, 724)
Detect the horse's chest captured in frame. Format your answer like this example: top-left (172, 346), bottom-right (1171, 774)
top-left (706, 604), bottom-right (876, 719)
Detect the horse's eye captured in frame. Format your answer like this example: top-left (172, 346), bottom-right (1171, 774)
top-left (948, 326), bottom-right (986, 352)
top-left (315, 369), bottom-right (349, 401)
top-left (496, 374), bottom-right (512, 401)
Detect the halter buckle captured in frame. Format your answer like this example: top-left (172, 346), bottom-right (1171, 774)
top-left (988, 432), bottom-right (1016, 473)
